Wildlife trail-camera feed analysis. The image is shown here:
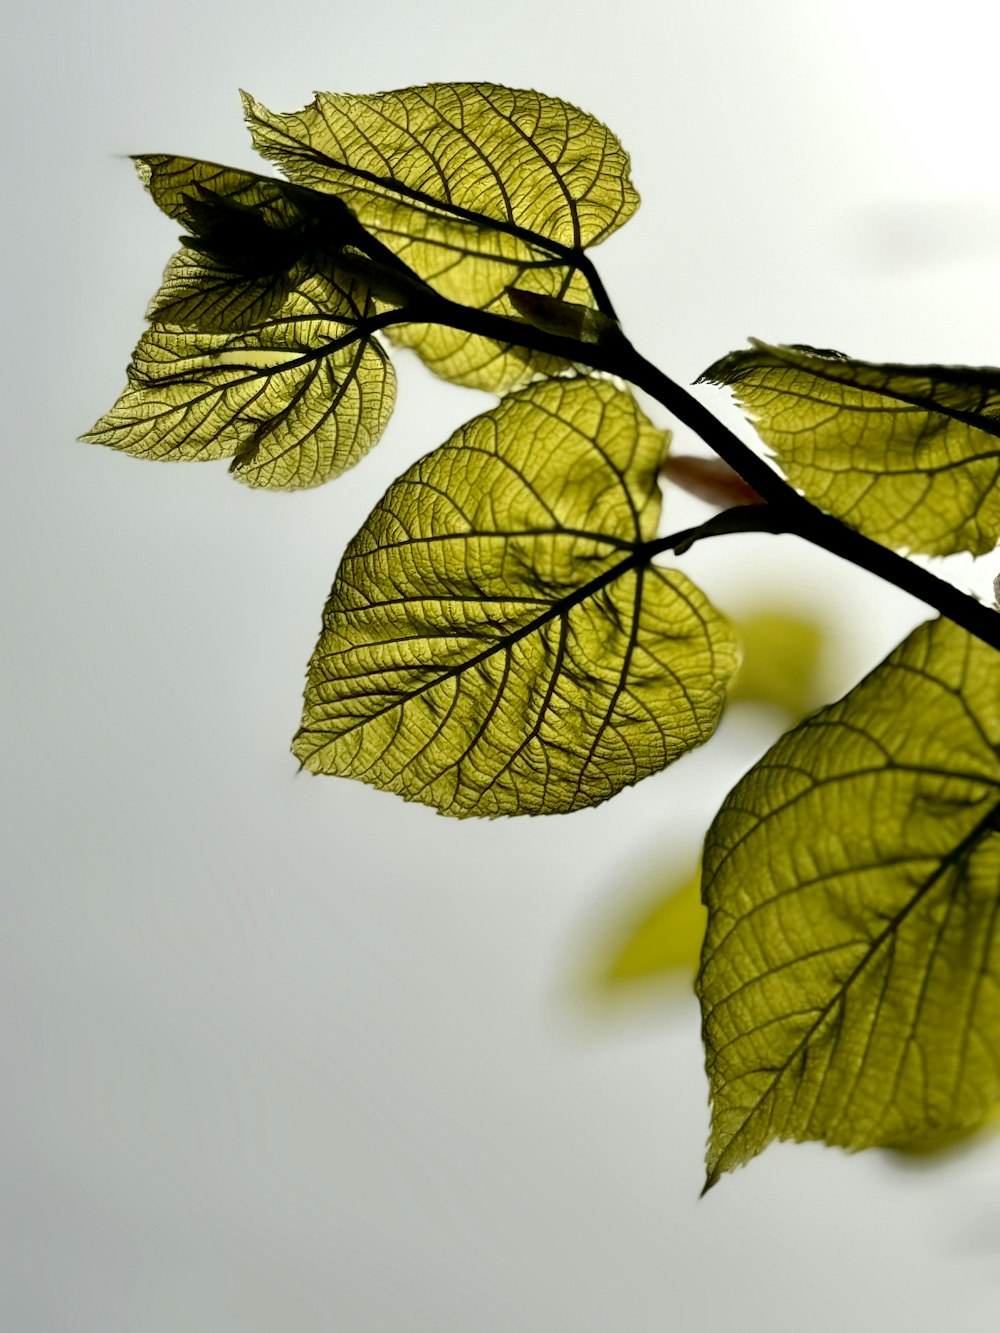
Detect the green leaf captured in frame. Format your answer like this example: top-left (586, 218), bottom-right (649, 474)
top-left (293, 377), bottom-right (738, 816)
top-left (134, 155), bottom-right (393, 330)
top-left (602, 863), bottom-right (706, 986)
top-left (243, 82), bottom-right (639, 391)
top-left (700, 341), bottom-right (1000, 556)
top-left (727, 609), bottom-right (824, 717)
top-left (82, 319), bottom-right (395, 489)
top-left (697, 617), bottom-right (1000, 1187)
top-left (83, 156), bottom-right (397, 489)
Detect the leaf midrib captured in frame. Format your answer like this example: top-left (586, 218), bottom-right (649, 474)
top-left (246, 99), bottom-right (584, 265)
top-left (297, 546), bottom-right (648, 747)
top-left (734, 349), bottom-right (1000, 445)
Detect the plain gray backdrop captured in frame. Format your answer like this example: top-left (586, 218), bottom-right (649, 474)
top-left (5, 1), bottom-right (1000, 1329)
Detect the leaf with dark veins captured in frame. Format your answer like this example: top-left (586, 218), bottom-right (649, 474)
top-left (244, 82), bottom-right (639, 390)
top-left (294, 377), bottom-right (738, 815)
top-left (698, 616), bottom-right (1000, 1187)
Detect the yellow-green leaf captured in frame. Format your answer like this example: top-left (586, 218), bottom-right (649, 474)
top-left (698, 617), bottom-right (1000, 1187)
top-left (243, 82), bottom-right (639, 391)
top-left (82, 318), bottom-right (395, 490)
top-left (727, 609), bottom-right (824, 717)
top-left (700, 341), bottom-right (1000, 556)
top-left (602, 863), bottom-right (706, 986)
top-left (293, 377), bottom-right (738, 816)
top-left (135, 155), bottom-right (375, 331)
top-left (85, 156), bottom-right (399, 489)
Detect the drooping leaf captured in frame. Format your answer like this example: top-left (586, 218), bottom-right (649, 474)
top-left (84, 156), bottom-right (399, 488)
top-left (83, 319), bottom-right (395, 489)
top-left (697, 616), bottom-right (1000, 1187)
top-left (293, 377), bottom-right (738, 816)
top-left (700, 341), bottom-right (1000, 557)
top-left (244, 82), bottom-right (639, 390)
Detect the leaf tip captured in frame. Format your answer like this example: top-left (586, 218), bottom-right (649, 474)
top-left (239, 88), bottom-right (271, 126)
top-left (131, 154), bottom-right (155, 186)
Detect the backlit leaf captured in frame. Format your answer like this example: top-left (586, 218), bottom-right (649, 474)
top-left (698, 617), bottom-right (1000, 1187)
top-left (700, 341), bottom-right (1000, 556)
top-left (244, 82), bottom-right (639, 390)
top-left (84, 156), bottom-right (397, 488)
top-left (294, 377), bottom-right (738, 816)
top-left (83, 318), bottom-right (395, 490)
top-left (134, 154), bottom-right (395, 329)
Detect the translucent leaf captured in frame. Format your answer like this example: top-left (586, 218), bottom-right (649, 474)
top-left (83, 319), bottom-right (395, 490)
top-left (294, 377), bottom-right (738, 816)
top-left (700, 341), bottom-right (1000, 556)
top-left (244, 82), bottom-right (639, 391)
top-left (84, 156), bottom-right (397, 489)
top-left (698, 617), bottom-right (1000, 1187)
top-left (135, 155), bottom-right (377, 330)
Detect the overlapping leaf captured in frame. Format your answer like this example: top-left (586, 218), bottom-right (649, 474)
top-left (84, 156), bottom-right (398, 488)
top-left (293, 377), bottom-right (738, 816)
top-left (244, 82), bottom-right (639, 390)
top-left (135, 155), bottom-right (369, 330)
top-left (700, 341), bottom-right (1000, 556)
top-left (83, 319), bottom-right (394, 489)
top-left (698, 617), bottom-right (1000, 1187)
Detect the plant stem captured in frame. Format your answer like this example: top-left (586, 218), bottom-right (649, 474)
top-left (411, 294), bottom-right (1000, 654)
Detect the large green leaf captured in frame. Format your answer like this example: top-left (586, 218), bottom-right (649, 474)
top-left (244, 82), bottom-right (639, 391)
top-left (83, 156), bottom-right (397, 488)
top-left (698, 617), bottom-right (1000, 1187)
top-left (293, 377), bottom-right (738, 816)
top-left (700, 341), bottom-right (1000, 557)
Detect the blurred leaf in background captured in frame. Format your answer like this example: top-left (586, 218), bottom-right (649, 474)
top-left (587, 604), bottom-right (826, 998)
top-left (726, 608), bottom-right (825, 718)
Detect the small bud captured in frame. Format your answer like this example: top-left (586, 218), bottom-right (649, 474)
top-left (506, 288), bottom-right (622, 346)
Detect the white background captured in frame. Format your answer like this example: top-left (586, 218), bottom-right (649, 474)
top-left (5, 2), bottom-right (1000, 1329)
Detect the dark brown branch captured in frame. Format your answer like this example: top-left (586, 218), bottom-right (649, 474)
top-left (404, 292), bottom-right (1000, 655)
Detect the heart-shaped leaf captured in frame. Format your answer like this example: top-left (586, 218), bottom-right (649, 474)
top-left (294, 377), bottom-right (738, 815)
top-left (83, 319), bottom-right (395, 489)
top-left (244, 82), bottom-right (639, 390)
